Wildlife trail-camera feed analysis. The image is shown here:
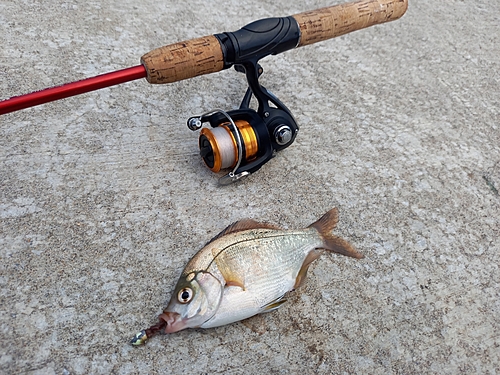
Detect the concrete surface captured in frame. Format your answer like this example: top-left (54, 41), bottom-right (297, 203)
top-left (1, 0), bottom-right (499, 374)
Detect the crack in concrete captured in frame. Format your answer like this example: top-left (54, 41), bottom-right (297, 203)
top-left (483, 174), bottom-right (499, 196)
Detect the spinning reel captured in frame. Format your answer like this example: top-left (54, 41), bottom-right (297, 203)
top-left (187, 62), bottom-right (299, 184)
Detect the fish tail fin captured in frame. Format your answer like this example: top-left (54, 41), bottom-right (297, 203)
top-left (309, 208), bottom-right (364, 259)
top-left (309, 207), bottom-right (340, 233)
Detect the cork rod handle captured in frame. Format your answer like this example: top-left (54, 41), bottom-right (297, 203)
top-left (141, 35), bottom-right (225, 85)
top-left (293, 0), bottom-right (408, 46)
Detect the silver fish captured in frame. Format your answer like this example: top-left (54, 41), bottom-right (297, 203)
top-left (131, 207), bottom-right (363, 345)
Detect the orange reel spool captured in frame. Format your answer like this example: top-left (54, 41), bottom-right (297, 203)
top-left (199, 120), bottom-right (258, 173)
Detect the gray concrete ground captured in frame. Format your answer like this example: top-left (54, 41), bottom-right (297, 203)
top-left (1, 0), bottom-right (499, 374)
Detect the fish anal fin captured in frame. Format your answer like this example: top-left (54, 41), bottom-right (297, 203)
top-left (322, 233), bottom-right (364, 259)
top-left (206, 219), bottom-right (281, 246)
top-left (294, 249), bottom-right (323, 289)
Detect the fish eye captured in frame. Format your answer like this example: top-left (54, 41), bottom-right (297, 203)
top-left (177, 288), bottom-right (193, 304)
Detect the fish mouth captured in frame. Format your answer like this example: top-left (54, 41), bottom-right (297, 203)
top-left (159, 311), bottom-right (188, 333)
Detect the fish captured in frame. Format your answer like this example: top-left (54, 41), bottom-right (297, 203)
top-left (131, 207), bottom-right (363, 345)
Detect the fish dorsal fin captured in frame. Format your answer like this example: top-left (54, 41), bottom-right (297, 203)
top-left (206, 219), bottom-right (281, 245)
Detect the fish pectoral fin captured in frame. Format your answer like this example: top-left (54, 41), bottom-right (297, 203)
top-left (213, 249), bottom-right (247, 290)
top-left (225, 279), bottom-right (246, 291)
top-left (294, 249), bottom-right (323, 289)
top-left (261, 297), bottom-right (287, 313)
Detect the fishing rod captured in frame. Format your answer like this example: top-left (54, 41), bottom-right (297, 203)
top-left (0, 0), bottom-right (408, 183)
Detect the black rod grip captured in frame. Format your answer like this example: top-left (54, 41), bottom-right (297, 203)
top-left (215, 16), bottom-right (300, 67)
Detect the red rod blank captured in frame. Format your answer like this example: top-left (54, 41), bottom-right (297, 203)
top-left (0, 65), bottom-right (147, 115)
